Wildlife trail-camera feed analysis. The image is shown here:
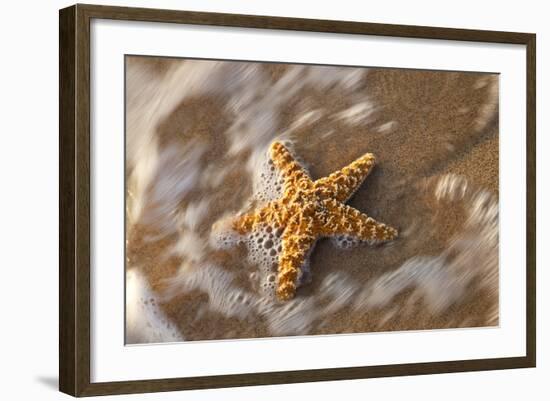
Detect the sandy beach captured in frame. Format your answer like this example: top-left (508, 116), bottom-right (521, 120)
top-left (124, 56), bottom-right (499, 343)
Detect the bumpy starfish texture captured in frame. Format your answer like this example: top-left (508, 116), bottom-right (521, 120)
top-left (233, 141), bottom-right (398, 301)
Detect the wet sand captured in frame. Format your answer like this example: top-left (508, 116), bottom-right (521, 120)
top-left (124, 56), bottom-right (499, 343)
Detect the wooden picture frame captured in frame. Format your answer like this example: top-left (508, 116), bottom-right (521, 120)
top-left (59, 3), bottom-right (536, 397)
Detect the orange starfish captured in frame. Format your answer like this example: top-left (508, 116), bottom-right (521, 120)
top-left (233, 141), bottom-right (398, 301)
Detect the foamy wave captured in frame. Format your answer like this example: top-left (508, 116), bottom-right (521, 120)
top-left (126, 61), bottom-right (226, 226)
top-left (166, 263), bottom-right (257, 321)
top-left (352, 174), bottom-right (498, 321)
top-left (332, 101), bottom-right (377, 126)
top-left (126, 269), bottom-right (184, 344)
top-left (474, 75), bottom-right (499, 133)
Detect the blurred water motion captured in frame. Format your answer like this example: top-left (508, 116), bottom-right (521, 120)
top-left (125, 56), bottom-right (499, 343)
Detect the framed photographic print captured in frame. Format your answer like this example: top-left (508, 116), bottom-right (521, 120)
top-left (59, 3), bottom-right (536, 397)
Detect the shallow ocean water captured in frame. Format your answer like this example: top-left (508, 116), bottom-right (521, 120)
top-left (124, 56), bottom-right (499, 343)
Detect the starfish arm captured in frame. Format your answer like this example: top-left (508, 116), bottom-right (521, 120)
top-left (270, 141), bottom-right (311, 185)
top-left (276, 215), bottom-right (316, 301)
top-left (314, 152), bottom-right (376, 202)
top-left (232, 200), bottom-right (285, 234)
top-left (319, 199), bottom-right (398, 242)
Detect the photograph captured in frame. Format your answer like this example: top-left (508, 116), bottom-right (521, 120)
top-left (124, 56), bottom-right (500, 344)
